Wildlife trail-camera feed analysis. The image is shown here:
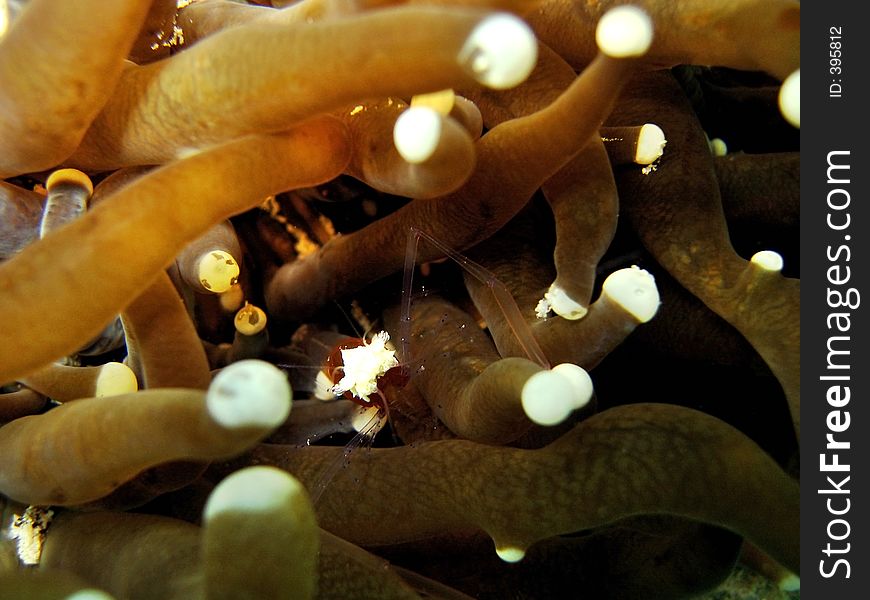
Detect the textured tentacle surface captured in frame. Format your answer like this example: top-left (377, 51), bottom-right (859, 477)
top-left (0, 1), bottom-right (799, 596)
top-left (226, 403), bottom-right (798, 573)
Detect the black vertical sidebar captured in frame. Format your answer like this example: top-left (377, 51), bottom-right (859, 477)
top-left (801, 1), bottom-right (869, 597)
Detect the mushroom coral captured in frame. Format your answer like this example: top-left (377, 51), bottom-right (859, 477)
top-left (1, 1), bottom-right (799, 598)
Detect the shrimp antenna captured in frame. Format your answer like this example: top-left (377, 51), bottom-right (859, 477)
top-left (400, 226), bottom-right (550, 371)
top-left (330, 299), bottom-right (366, 339)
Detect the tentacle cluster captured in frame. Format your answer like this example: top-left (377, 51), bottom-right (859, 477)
top-left (1, 1), bottom-right (799, 598)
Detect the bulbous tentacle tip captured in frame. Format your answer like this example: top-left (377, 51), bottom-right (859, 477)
top-left (521, 363), bottom-right (592, 426)
top-left (751, 250), bottom-right (784, 273)
top-left (351, 405), bottom-right (384, 433)
top-left (602, 266), bottom-right (661, 323)
top-left (197, 250), bottom-right (240, 294)
top-left (234, 302), bottom-right (267, 336)
top-left (778, 69), bottom-right (800, 128)
top-left (551, 363), bottom-right (594, 410)
top-left (595, 5), bottom-right (654, 59)
top-left (65, 590), bottom-right (117, 600)
top-left (522, 370), bottom-right (574, 426)
top-left (207, 359), bottom-right (292, 430)
top-left (203, 466), bottom-right (306, 521)
top-left (94, 361), bottom-right (138, 397)
top-left (708, 136), bottom-right (728, 157)
top-left (459, 13), bottom-right (538, 90)
top-left (410, 88), bottom-right (456, 115)
top-left (393, 106), bottom-right (442, 164)
top-left (541, 283), bottom-right (588, 320)
top-left (45, 168), bottom-right (94, 196)
top-left (495, 544), bottom-right (527, 563)
top-left (636, 123), bottom-right (667, 164)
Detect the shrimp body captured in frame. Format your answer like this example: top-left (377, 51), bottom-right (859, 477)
top-left (324, 331), bottom-right (401, 410)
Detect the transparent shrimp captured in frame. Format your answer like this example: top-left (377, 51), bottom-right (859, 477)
top-left (269, 326), bottom-right (397, 504)
top-left (283, 224), bottom-right (572, 500)
top-left (270, 356), bottom-right (392, 504)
